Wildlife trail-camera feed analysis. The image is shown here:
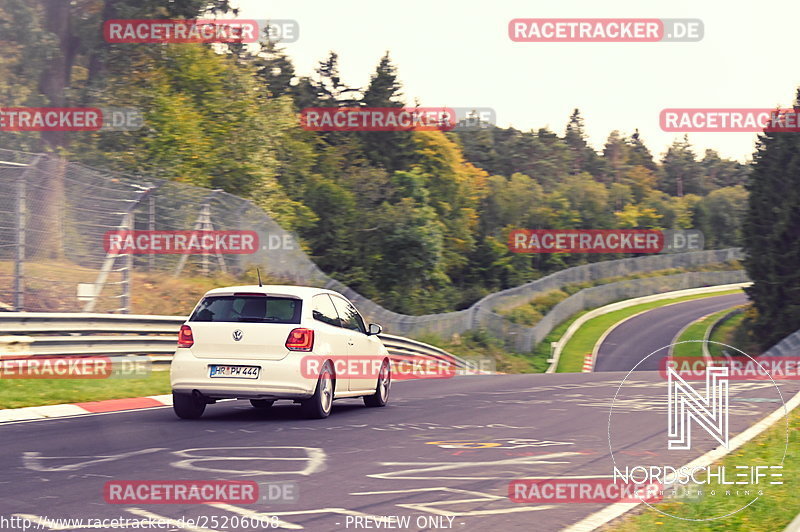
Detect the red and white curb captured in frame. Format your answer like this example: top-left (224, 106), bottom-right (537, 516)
top-left (0, 366), bottom-right (496, 425)
top-left (0, 394), bottom-right (172, 423)
top-left (581, 353), bottom-right (594, 372)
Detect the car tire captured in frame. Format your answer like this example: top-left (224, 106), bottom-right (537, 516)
top-left (250, 399), bottom-right (275, 409)
top-left (363, 359), bottom-right (390, 407)
top-left (301, 362), bottom-right (334, 419)
top-left (173, 392), bottom-right (205, 419)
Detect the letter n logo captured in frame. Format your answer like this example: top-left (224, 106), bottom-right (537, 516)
top-left (667, 366), bottom-right (729, 450)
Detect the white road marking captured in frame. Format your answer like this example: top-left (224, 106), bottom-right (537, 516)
top-left (209, 503), bottom-right (397, 530)
top-left (23, 448), bottom-right (167, 472)
top-left (351, 487), bottom-right (555, 517)
top-left (368, 452), bottom-right (583, 480)
top-left (206, 504), bottom-right (302, 529)
top-left (171, 447), bottom-right (326, 476)
top-left (126, 508), bottom-right (220, 532)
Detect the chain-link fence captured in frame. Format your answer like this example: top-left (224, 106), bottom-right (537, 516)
top-left (0, 149), bottom-right (335, 313)
top-left (477, 269), bottom-right (749, 352)
top-left (0, 149), bottom-right (748, 349)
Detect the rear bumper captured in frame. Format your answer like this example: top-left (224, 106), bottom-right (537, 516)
top-left (170, 348), bottom-right (318, 400)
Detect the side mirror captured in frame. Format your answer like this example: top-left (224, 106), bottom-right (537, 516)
top-left (367, 323), bottom-right (382, 336)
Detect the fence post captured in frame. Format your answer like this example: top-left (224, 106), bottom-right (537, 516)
top-left (148, 189), bottom-right (155, 272)
top-left (120, 212), bottom-right (133, 313)
top-left (200, 201), bottom-right (210, 276)
top-left (84, 184), bottom-right (155, 313)
top-left (234, 202), bottom-right (249, 276)
top-left (14, 168), bottom-right (27, 311)
top-left (172, 190), bottom-right (223, 277)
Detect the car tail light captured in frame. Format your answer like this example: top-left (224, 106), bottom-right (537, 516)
top-left (177, 324), bottom-right (194, 348)
top-left (286, 328), bottom-right (314, 351)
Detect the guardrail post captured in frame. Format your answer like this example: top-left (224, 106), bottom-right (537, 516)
top-left (0, 335), bottom-right (33, 359)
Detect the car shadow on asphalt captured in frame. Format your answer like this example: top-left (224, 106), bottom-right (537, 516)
top-left (184, 399), bottom-right (375, 423)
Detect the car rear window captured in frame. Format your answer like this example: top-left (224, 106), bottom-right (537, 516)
top-left (189, 295), bottom-right (301, 324)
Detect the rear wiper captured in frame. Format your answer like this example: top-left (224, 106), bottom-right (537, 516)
top-left (238, 317), bottom-right (278, 322)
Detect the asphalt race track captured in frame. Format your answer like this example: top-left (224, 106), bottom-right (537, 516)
top-left (1, 291), bottom-right (794, 532)
top-left (594, 292), bottom-right (750, 372)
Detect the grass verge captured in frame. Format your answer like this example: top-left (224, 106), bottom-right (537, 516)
top-left (605, 398), bottom-right (799, 530)
top-left (709, 310), bottom-right (748, 357)
top-left (0, 260), bottom-right (286, 314)
top-left (0, 370), bottom-right (171, 409)
top-left (671, 307), bottom-right (742, 358)
top-left (556, 289), bottom-right (744, 373)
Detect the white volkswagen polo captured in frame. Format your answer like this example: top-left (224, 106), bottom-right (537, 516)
top-left (170, 285), bottom-right (391, 419)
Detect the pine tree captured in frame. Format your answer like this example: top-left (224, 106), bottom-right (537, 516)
top-left (314, 52), bottom-right (359, 105)
top-left (564, 109), bottom-right (598, 175)
top-left (743, 92), bottom-right (800, 348)
top-left (602, 131), bottom-right (629, 184)
top-left (254, 41), bottom-right (296, 98)
top-left (627, 129), bottom-right (658, 171)
top-left (358, 52), bottom-right (415, 172)
top-left (661, 136), bottom-right (704, 196)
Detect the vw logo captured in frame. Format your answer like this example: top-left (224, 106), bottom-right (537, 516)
top-left (232, 329), bottom-right (244, 342)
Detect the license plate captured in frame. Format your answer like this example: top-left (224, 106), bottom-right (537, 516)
top-left (209, 365), bottom-right (260, 379)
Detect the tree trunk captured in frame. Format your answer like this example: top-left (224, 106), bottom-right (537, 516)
top-left (31, 0), bottom-right (79, 260)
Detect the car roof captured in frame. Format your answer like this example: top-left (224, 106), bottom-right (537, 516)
top-left (201, 285), bottom-right (343, 300)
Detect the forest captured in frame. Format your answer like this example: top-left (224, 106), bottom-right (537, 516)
top-left (0, 1), bottom-right (760, 318)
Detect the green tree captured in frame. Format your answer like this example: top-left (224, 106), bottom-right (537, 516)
top-left (602, 131), bottom-right (629, 184)
top-left (481, 173), bottom-right (543, 233)
top-left (700, 149), bottom-right (750, 189)
top-left (626, 129), bottom-right (658, 172)
top-left (358, 53), bottom-right (415, 171)
top-left (557, 173), bottom-right (611, 228)
top-left (254, 41), bottom-right (296, 98)
top-left (743, 93), bottom-right (800, 348)
top-left (373, 199), bottom-right (448, 312)
top-left (564, 109), bottom-right (599, 175)
top-left (661, 136), bottom-right (704, 196)
top-left (694, 186), bottom-right (748, 247)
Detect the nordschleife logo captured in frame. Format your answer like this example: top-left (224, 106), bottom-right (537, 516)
top-left (667, 365), bottom-right (729, 450)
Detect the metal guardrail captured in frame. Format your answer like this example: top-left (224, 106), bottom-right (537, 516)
top-left (0, 313), bottom-right (468, 369)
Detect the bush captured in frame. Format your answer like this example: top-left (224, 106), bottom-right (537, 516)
top-left (505, 306), bottom-right (544, 326)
